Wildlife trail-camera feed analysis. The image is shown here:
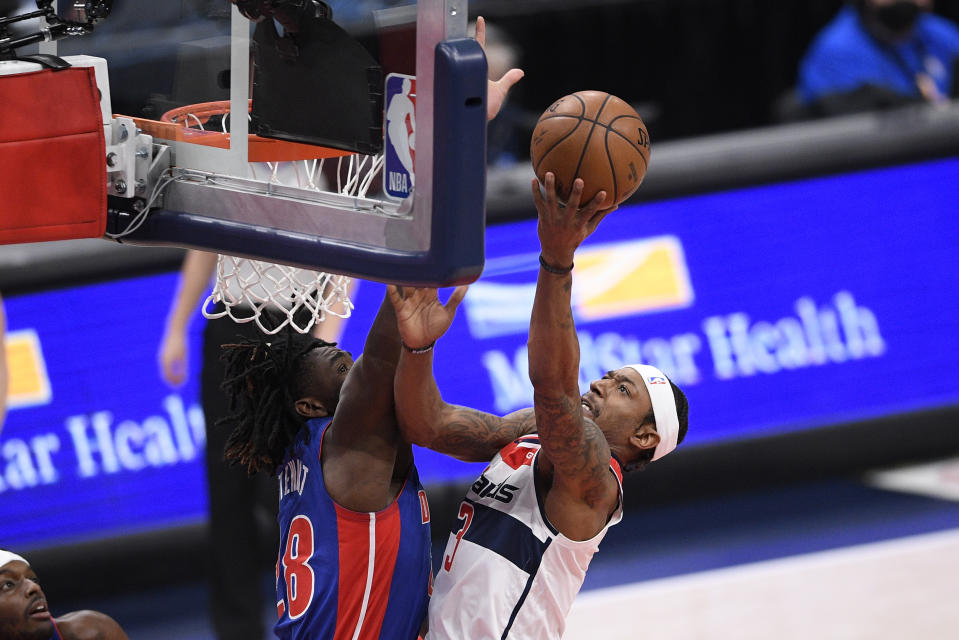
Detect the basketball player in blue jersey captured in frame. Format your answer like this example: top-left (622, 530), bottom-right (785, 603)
top-left (216, 17), bottom-right (524, 639)
top-left (387, 174), bottom-right (690, 640)
top-left (218, 294), bottom-right (434, 640)
top-left (0, 551), bottom-right (128, 640)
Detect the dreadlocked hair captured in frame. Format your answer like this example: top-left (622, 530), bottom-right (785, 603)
top-left (218, 330), bottom-right (336, 476)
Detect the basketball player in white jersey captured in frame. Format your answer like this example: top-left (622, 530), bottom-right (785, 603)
top-left (387, 173), bottom-right (689, 640)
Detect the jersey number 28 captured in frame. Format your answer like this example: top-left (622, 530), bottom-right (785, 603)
top-left (277, 515), bottom-right (315, 619)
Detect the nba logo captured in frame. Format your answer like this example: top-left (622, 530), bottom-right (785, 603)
top-left (648, 376), bottom-right (667, 385)
top-left (384, 73), bottom-right (416, 200)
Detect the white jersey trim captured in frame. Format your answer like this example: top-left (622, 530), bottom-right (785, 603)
top-left (351, 512), bottom-right (375, 640)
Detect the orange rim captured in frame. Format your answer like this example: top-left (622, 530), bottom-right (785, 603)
top-left (161, 100), bottom-right (243, 127)
top-left (118, 101), bottom-right (353, 163)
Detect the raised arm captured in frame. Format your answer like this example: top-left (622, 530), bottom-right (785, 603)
top-left (528, 174), bottom-right (618, 523)
top-left (158, 250), bottom-right (217, 387)
top-left (476, 16), bottom-right (524, 122)
top-left (329, 291), bottom-right (402, 439)
top-left (322, 292), bottom-right (407, 510)
top-left (388, 286), bottom-right (536, 462)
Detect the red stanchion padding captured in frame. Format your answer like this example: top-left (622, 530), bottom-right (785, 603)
top-left (0, 66), bottom-right (106, 245)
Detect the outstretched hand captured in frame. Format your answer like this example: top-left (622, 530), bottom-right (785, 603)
top-left (476, 16), bottom-right (524, 122)
top-left (387, 285), bottom-right (468, 350)
top-left (532, 173), bottom-right (617, 268)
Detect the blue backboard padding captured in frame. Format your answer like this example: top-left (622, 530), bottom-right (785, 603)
top-left (427, 38), bottom-right (489, 282)
top-left (3, 157), bottom-right (959, 551)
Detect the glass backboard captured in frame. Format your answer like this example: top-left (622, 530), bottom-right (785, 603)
top-left (38, 0), bottom-right (489, 285)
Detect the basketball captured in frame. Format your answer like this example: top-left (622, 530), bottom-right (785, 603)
top-left (530, 90), bottom-right (650, 208)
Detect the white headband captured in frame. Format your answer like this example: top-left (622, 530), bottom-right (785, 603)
top-left (625, 364), bottom-right (680, 461)
top-left (0, 551), bottom-right (28, 569)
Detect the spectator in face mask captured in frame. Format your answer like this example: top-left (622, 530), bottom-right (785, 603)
top-left (798, 0), bottom-right (959, 116)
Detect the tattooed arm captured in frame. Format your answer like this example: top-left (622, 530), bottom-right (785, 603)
top-left (395, 349), bottom-right (536, 462)
top-left (388, 286), bottom-right (536, 462)
top-left (528, 174), bottom-right (619, 540)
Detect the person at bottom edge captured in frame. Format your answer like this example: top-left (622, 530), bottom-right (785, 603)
top-left (0, 550), bottom-right (129, 640)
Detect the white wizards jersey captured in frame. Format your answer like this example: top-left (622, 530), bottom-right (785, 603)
top-left (427, 434), bottom-right (624, 640)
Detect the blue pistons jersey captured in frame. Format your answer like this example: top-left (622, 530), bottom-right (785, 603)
top-left (274, 417), bottom-right (432, 640)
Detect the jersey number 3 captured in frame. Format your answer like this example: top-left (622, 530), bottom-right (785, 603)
top-left (444, 501), bottom-right (474, 572)
top-left (277, 515), bottom-right (316, 619)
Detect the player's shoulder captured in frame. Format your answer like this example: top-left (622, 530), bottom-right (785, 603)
top-left (920, 13), bottom-right (959, 48)
top-left (810, 8), bottom-right (874, 55)
top-left (800, 8), bottom-right (878, 92)
top-left (290, 416), bottom-right (326, 454)
top-left (305, 415), bottom-right (333, 435)
top-left (56, 610), bottom-right (127, 640)
top-left (501, 406), bottom-right (538, 435)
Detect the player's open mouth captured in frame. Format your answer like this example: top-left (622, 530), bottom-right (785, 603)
top-left (27, 600), bottom-right (50, 620)
top-left (581, 398), bottom-right (596, 418)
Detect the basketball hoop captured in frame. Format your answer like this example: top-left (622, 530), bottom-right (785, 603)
top-left (152, 99), bottom-right (387, 199)
top-left (156, 100), bottom-right (381, 334)
top-left (202, 256), bottom-right (353, 335)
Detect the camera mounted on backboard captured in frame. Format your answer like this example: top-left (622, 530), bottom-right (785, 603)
top-left (54, 0), bottom-right (113, 26)
top-left (0, 1), bottom-right (113, 59)
top-left (232, 0), bottom-right (332, 30)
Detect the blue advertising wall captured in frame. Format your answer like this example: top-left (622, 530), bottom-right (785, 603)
top-left (2, 157), bottom-right (958, 552)
top-left (1, 275), bottom-right (208, 551)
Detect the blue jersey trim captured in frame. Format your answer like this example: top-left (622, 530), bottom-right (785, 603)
top-left (381, 465), bottom-right (432, 640)
top-left (311, 416), bottom-right (334, 464)
top-left (532, 453), bottom-right (559, 536)
top-left (462, 499), bottom-right (550, 573)
top-left (457, 495), bottom-right (554, 639)
top-left (500, 566), bottom-right (542, 640)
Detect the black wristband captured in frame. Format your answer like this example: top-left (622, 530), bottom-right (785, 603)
top-left (539, 254), bottom-right (574, 275)
top-left (402, 340), bottom-right (436, 354)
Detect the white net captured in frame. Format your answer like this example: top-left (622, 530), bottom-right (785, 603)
top-left (198, 152), bottom-right (369, 334)
top-left (202, 256), bottom-right (353, 335)
top-left (171, 104), bottom-right (387, 199)
top-left (183, 101), bottom-right (384, 334)
top-left (137, 100), bottom-right (388, 335)
top-left (245, 153), bottom-right (386, 198)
